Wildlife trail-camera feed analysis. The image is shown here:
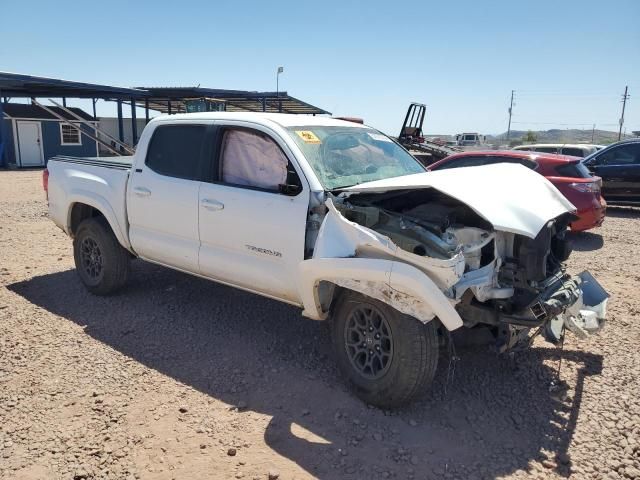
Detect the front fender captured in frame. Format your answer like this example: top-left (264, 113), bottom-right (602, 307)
top-left (298, 257), bottom-right (463, 331)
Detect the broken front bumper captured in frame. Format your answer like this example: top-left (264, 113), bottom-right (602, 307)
top-left (543, 271), bottom-right (609, 343)
top-left (456, 270), bottom-right (609, 347)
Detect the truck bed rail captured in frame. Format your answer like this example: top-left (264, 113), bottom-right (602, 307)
top-left (49, 155), bottom-right (133, 170)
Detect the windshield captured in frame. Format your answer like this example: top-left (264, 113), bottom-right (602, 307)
top-left (285, 126), bottom-right (425, 190)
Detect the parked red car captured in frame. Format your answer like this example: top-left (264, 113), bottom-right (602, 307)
top-left (429, 151), bottom-right (606, 231)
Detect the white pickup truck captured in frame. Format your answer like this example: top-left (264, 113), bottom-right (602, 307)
top-left (45, 113), bottom-right (608, 407)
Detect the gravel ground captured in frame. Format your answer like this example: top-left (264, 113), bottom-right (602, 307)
top-left (1, 169), bottom-right (639, 480)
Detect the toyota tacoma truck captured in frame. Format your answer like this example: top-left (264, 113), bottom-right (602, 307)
top-left (45, 113), bottom-right (608, 407)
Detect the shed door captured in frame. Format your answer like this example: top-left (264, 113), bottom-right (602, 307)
top-left (16, 121), bottom-right (44, 167)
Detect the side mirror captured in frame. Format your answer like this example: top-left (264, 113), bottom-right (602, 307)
top-left (584, 156), bottom-right (599, 167)
top-left (278, 183), bottom-right (302, 196)
top-left (280, 166), bottom-right (303, 196)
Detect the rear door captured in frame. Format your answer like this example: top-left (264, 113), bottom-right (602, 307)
top-left (587, 143), bottom-right (640, 202)
top-left (198, 123), bottom-right (310, 303)
top-left (127, 123), bottom-right (210, 272)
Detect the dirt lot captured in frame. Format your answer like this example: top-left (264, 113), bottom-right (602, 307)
top-left (1, 169), bottom-right (639, 480)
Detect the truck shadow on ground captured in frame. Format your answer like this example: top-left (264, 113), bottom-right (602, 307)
top-left (9, 263), bottom-right (603, 479)
top-left (568, 231), bottom-right (604, 251)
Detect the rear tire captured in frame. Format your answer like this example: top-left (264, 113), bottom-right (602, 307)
top-left (73, 217), bottom-right (130, 295)
top-left (331, 290), bottom-right (439, 408)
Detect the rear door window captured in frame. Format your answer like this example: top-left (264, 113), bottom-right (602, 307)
top-left (145, 125), bottom-right (207, 180)
top-left (534, 147), bottom-right (558, 154)
top-left (436, 156), bottom-right (488, 169)
top-left (486, 156), bottom-right (537, 169)
top-left (437, 156), bottom-right (536, 170)
top-left (555, 162), bottom-right (593, 178)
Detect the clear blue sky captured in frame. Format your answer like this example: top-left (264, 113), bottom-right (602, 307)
top-left (2, 0), bottom-right (638, 136)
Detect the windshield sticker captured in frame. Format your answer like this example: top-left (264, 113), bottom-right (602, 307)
top-left (295, 130), bottom-right (321, 144)
top-left (367, 132), bottom-right (392, 142)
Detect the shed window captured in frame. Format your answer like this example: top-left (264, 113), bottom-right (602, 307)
top-left (60, 124), bottom-right (82, 145)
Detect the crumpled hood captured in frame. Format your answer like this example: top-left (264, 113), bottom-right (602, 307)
top-left (342, 163), bottom-right (575, 238)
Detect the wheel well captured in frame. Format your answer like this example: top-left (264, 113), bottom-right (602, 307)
top-left (318, 281), bottom-right (340, 316)
top-left (69, 203), bottom-right (106, 237)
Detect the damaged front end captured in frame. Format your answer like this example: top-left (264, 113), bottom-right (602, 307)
top-left (303, 181), bottom-right (608, 352)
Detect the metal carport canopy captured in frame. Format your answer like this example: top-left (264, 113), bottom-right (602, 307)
top-left (0, 71), bottom-right (149, 100)
top-left (136, 87), bottom-right (331, 115)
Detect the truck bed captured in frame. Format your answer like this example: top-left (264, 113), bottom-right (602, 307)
top-left (50, 155), bottom-right (133, 170)
top-left (47, 155), bottom-right (133, 249)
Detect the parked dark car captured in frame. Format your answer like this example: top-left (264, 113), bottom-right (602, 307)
top-left (582, 139), bottom-right (640, 205)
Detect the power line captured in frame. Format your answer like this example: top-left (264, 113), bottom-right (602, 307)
top-left (512, 121), bottom-right (594, 126)
top-left (515, 93), bottom-right (618, 98)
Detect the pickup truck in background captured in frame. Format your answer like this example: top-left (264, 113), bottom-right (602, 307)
top-left (45, 113), bottom-right (609, 407)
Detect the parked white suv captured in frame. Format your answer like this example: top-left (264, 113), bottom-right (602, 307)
top-left (513, 144), bottom-right (603, 157)
top-left (44, 113), bottom-right (608, 407)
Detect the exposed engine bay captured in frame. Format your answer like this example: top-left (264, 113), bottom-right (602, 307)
top-left (308, 187), bottom-right (608, 351)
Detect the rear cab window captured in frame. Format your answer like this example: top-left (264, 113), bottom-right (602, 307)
top-left (145, 124), bottom-right (207, 180)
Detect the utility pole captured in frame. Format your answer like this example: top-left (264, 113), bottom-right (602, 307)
top-left (506, 90), bottom-right (515, 142)
top-left (591, 124), bottom-right (595, 143)
top-left (618, 85), bottom-right (629, 141)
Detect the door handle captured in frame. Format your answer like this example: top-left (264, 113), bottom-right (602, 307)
top-left (200, 198), bottom-right (224, 211)
top-left (133, 186), bottom-right (151, 197)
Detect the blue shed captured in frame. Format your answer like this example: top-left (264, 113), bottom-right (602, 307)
top-left (1, 103), bottom-right (98, 168)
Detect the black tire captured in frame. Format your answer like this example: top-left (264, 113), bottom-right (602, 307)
top-left (73, 217), bottom-right (130, 295)
top-left (331, 290), bottom-right (439, 408)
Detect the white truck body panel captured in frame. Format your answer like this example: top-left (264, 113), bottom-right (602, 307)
top-left (128, 167), bottom-right (202, 272)
top-left (47, 159), bottom-right (132, 250)
top-left (196, 119), bottom-right (311, 302)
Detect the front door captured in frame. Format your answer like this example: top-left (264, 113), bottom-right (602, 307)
top-left (198, 125), bottom-right (310, 303)
top-left (16, 121), bottom-right (44, 167)
top-left (588, 143), bottom-right (640, 202)
top-left (127, 123), bottom-right (209, 273)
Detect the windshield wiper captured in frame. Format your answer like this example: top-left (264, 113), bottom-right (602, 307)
top-left (329, 183), bottom-right (358, 191)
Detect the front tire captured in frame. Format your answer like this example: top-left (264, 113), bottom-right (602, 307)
top-left (331, 290), bottom-right (439, 408)
top-left (73, 217), bottom-right (130, 295)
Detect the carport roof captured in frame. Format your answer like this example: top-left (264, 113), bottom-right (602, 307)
top-left (0, 72), bottom-right (331, 115)
top-left (0, 72), bottom-right (148, 99)
top-left (136, 87), bottom-right (331, 115)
